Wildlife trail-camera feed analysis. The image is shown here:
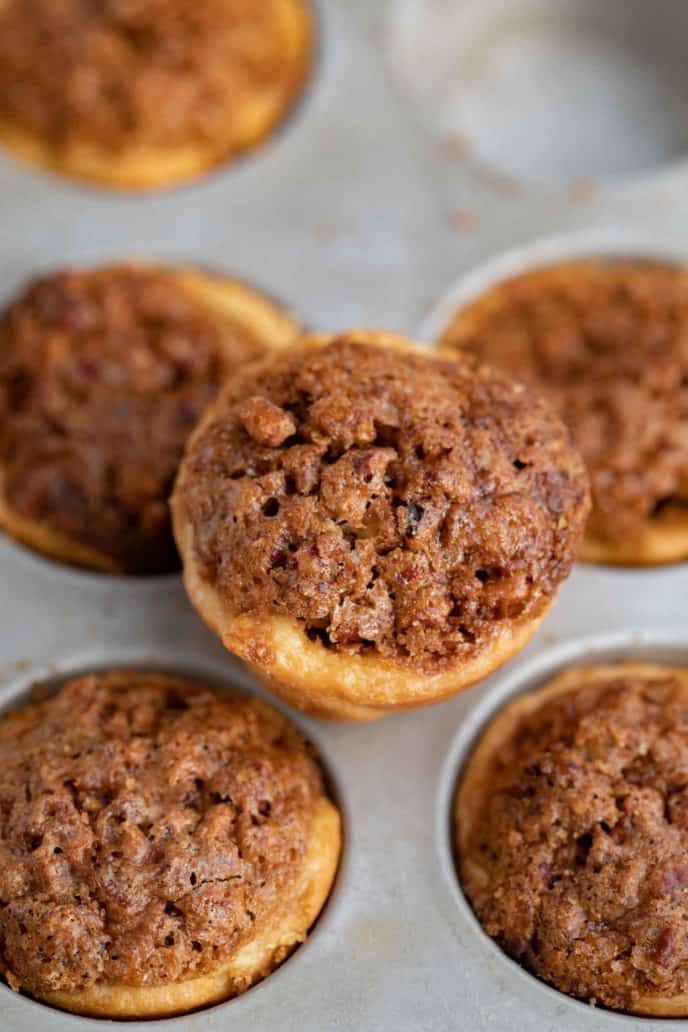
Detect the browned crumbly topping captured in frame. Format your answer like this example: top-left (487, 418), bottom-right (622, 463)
top-left (182, 337), bottom-right (589, 670)
top-left (459, 671), bottom-right (688, 1012)
top-left (442, 262), bottom-right (688, 543)
top-left (0, 267), bottom-right (264, 573)
top-left (0, 671), bottom-right (323, 995)
top-left (0, 0), bottom-right (305, 151)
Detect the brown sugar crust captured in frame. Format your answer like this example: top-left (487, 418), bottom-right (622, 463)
top-left (172, 331), bottom-right (588, 719)
top-left (440, 260), bottom-right (688, 565)
top-left (0, 670), bottom-right (341, 1018)
top-left (0, 0), bottom-right (313, 191)
top-left (0, 264), bottom-right (302, 575)
top-left (456, 663), bottom-right (688, 1017)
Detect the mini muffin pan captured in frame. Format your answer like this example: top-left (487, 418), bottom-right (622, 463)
top-left (1, 1), bottom-right (688, 1029)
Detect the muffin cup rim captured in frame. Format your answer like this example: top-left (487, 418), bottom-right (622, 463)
top-left (418, 226), bottom-right (688, 344)
top-left (435, 627), bottom-right (688, 1024)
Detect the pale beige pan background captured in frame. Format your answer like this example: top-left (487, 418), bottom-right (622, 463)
top-left (0, 0), bottom-right (688, 1030)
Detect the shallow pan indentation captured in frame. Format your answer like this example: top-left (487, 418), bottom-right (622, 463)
top-left (387, 0), bottom-right (688, 185)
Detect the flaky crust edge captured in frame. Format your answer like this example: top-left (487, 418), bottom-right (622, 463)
top-left (0, 262), bottom-right (303, 574)
top-left (454, 661), bottom-right (688, 1017)
top-left (172, 330), bottom-right (555, 720)
top-left (0, 0), bottom-right (314, 191)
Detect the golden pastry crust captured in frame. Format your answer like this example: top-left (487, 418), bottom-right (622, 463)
top-left (0, 264), bottom-right (302, 574)
top-left (0, 0), bottom-right (313, 191)
top-left (0, 671), bottom-right (341, 1018)
top-left (456, 663), bottom-right (688, 1017)
top-left (580, 500), bottom-right (688, 566)
top-left (0, 466), bottom-right (120, 573)
top-left (172, 331), bottom-right (587, 720)
top-left (174, 505), bottom-right (553, 720)
top-left (440, 260), bottom-right (688, 566)
top-left (41, 798), bottom-right (340, 1018)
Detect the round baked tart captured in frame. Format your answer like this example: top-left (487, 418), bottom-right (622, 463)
top-left (172, 331), bottom-right (589, 720)
top-left (0, 0), bottom-right (313, 191)
top-left (455, 661), bottom-right (688, 1017)
top-left (439, 259), bottom-right (688, 565)
top-left (0, 263), bottom-right (302, 575)
top-left (0, 670), bottom-right (341, 1018)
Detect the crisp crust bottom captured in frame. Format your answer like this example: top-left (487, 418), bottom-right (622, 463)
top-left (0, 263), bottom-right (302, 574)
top-left (440, 262), bottom-right (688, 567)
top-left (0, 0), bottom-right (313, 191)
top-left (172, 330), bottom-right (554, 721)
top-left (455, 662), bottom-right (688, 1018)
top-left (33, 796), bottom-right (340, 1018)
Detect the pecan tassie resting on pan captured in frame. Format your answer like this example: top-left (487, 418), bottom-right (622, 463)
top-left (0, 0), bottom-right (314, 190)
top-left (172, 331), bottom-right (589, 720)
top-left (0, 670), bottom-right (341, 1018)
top-left (0, 264), bottom-right (302, 574)
top-left (440, 260), bottom-right (688, 565)
top-left (456, 663), bottom-right (688, 1017)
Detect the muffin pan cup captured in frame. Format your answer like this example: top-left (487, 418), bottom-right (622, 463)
top-left (1, 0), bottom-right (688, 1028)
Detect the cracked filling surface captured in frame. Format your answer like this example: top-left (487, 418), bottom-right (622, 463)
top-left (441, 262), bottom-right (688, 544)
top-left (459, 670), bottom-right (688, 1011)
top-left (182, 337), bottom-right (589, 670)
top-left (0, 671), bottom-right (324, 995)
top-left (0, 267), bottom-right (265, 573)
